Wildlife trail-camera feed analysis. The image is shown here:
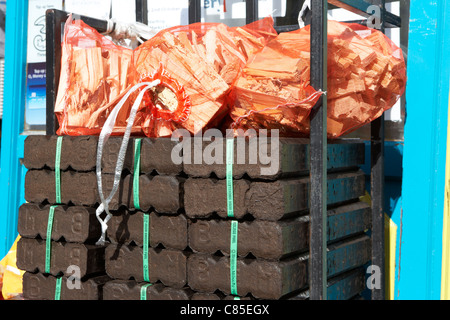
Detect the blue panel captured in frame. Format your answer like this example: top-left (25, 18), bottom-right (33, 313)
top-left (398, 0), bottom-right (450, 300)
top-left (360, 140), bottom-right (403, 299)
top-left (360, 141), bottom-right (403, 179)
top-left (0, 0), bottom-right (28, 258)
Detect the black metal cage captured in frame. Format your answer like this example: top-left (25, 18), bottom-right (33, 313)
top-left (46, 0), bottom-right (401, 300)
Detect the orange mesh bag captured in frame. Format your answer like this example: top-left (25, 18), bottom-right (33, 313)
top-left (230, 25), bottom-right (322, 136)
top-left (133, 17), bottom-right (277, 137)
top-left (55, 14), bottom-right (135, 136)
top-left (326, 22), bottom-right (406, 137)
top-left (231, 20), bottom-right (406, 138)
top-left (55, 16), bottom-right (277, 137)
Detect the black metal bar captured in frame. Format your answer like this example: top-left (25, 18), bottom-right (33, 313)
top-left (135, 0), bottom-right (148, 24)
top-left (309, 0), bottom-right (328, 301)
top-left (189, 0), bottom-right (201, 24)
top-left (246, 0), bottom-right (258, 25)
top-left (274, 18), bottom-right (370, 33)
top-left (274, 25), bottom-right (299, 33)
top-left (328, 0), bottom-right (401, 28)
top-left (45, 9), bottom-right (61, 135)
top-left (65, 12), bottom-right (109, 32)
top-left (370, 0), bottom-right (386, 301)
top-left (45, 9), bottom-right (109, 135)
top-left (0, 8), bottom-right (5, 32)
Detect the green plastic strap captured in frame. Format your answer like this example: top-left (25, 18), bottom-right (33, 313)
top-left (230, 220), bottom-right (238, 296)
top-left (140, 283), bottom-right (152, 300)
top-left (227, 138), bottom-right (238, 295)
top-left (143, 213), bottom-right (150, 282)
top-left (133, 138), bottom-right (142, 211)
top-left (234, 296), bottom-right (241, 300)
top-left (54, 276), bottom-right (62, 300)
top-left (55, 136), bottom-right (63, 204)
top-left (226, 138), bottom-right (234, 218)
top-left (45, 205), bottom-right (58, 274)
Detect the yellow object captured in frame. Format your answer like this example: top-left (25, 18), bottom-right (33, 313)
top-left (385, 213), bottom-right (397, 300)
top-left (442, 189), bottom-right (450, 299)
top-left (0, 235), bottom-right (24, 300)
top-left (442, 91), bottom-right (450, 300)
top-left (359, 192), bottom-right (397, 300)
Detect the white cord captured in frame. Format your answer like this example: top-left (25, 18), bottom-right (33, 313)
top-left (95, 80), bottom-right (161, 246)
top-left (103, 19), bottom-right (158, 46)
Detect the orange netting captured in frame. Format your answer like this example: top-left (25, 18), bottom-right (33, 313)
top-left (55, 15), bottom-right (277, 137)
top-left (231, 20), bottom-right (406, 138)
top-left (55, 17), bottom-right (405, 139)
top-left (55, 15), bottom-right (135, 136)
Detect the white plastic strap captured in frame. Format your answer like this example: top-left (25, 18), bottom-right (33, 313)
top-left (298, 0), bottom-right (333, 28)
top-left (104, 19), bottom-right (157, 45)
top-left (95, 80), bottom-right (161, 246)
top-left (298, 0), bottom-right (311, 28)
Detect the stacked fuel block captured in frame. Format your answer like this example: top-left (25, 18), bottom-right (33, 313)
top-left (182, 137), bottom-right (370, 300)
top-left (17, 136), bottom-right (130, 300)
top-left (19, 135), bottom-right (370, 300)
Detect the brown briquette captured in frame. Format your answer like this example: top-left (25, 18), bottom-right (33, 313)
top-left (23, 135), bottom-right (182, 174)
top-left (18, 203), bottom-right (100, 243)
top-left (24, 170), bottom-right (183, 213)
top-left (105, 244), bottom-right (187, 288)
top-left (107, 211), bottom-right (188, 250)
top-left (188, 201), bottom-right (370, 260)
top-left (16, 237), bottom-right (106, 278)
top-left (184, 170), bottom-right (366, 220)
top-left (187, 235), bottom-right (370, 300)
top-left (22, 272), bottom-right (111, 300)
top-left (103, 280), bottom-right (193, 300)
top-left (183, 137), bottom-right (365, 179)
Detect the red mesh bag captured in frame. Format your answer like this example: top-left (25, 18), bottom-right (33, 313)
top-left (133, 17), bottom-right (277, 137)
top-left (55, 15), bottom-right (277, 137)
top-left (55, 14), bottom-right (135, 136)
top-left (231, 20), bottom-right (406, 138)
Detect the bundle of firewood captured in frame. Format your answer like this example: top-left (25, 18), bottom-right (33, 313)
top-left (55, 17), bottom-right (405, 139)
top-left (55, 15), bottom-right (135, 136)
top-left (133, 18), bottom-right (277, 137)
top-left (231, 20), bottom-right (406, 138)
top-left (54, 15), bottom-right (277, 137)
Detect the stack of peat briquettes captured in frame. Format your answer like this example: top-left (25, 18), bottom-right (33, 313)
top-left (17, 135), bottom-right (371, 300)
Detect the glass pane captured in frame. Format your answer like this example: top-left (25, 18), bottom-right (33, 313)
top-left (147, 0), bottom-right (189, 31)
top-left (201, 0), bottom-right (289, 27)
top-left (24, 0), bottom-right (63, 133)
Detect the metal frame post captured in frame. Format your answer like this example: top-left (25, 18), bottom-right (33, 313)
top-left (309, 0), bottom-right (328, 301)
top-left (370, 0), bottom-right (386, 301)
top-left (45, 9), bottom-right (61, 136)
top-left (135, 0), bottom-right (148, 25)
top-left (189, 0), bottom-right (201, 24)
top-left (246, 0), bottom-right (258, 25)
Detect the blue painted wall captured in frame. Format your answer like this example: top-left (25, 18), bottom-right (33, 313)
top-left (0, 0), bottom-right (28, 258)
top-left (397, 0), bottom-right (450, 300)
